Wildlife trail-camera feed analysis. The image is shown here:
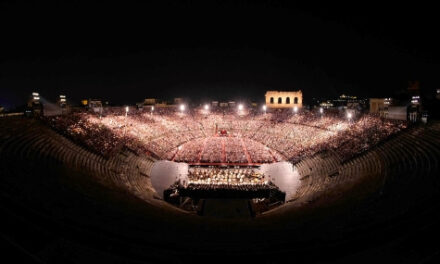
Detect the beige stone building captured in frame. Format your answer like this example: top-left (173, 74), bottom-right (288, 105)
top-left (265, 90), bottom-right (303, 109)
top-left (144, 98), bottom-right (157, 105)
top-left (369, 98), bottom-right (390, 114)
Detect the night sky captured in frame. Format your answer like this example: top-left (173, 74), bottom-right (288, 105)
top-left (1, 1), bottom-right (439, 109)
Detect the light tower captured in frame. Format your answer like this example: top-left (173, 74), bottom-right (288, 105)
top-left (32, 92), bottom-right (40, 101)
top-left (124, 106), bottom-right (129, 136)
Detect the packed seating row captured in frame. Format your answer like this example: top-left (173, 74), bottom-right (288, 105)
top-left (44, 108), bottom-right (406, 165)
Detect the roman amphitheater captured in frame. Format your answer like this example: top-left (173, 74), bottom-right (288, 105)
top-left (1, 105), bottom-right (439, 262)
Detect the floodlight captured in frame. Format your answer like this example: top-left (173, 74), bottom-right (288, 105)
top-left (125, 106), bottom-right (129, 112)
top-left (204, 104), bottom-right (209, 110)
top-left (180, 104), bottom-right (185, 111)
top-left (347, 112), bottom-right (353, 119)
top-left (319, 107), bottom-right (324, 114)
top-left (293, 106), bottom-right (298, 113)
top-left (238, 104), bottom-right (244, 111)
top-left (262, 105), bottom-right (267, 111)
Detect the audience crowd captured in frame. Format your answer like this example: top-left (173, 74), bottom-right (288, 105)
top-left (45, 106), bottom-right (407, 163)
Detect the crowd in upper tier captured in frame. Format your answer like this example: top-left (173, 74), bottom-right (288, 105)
top-left (44, 106), bottom-right (407, 162)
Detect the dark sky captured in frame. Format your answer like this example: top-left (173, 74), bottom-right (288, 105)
top-left (1, 1), bottom-right (439, 108)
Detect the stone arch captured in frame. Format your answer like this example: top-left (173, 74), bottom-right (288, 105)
top-left (278, 97), bottom-right (282, 104)
top-left (270, 97), bottom-right (274, 104)
top-left (286, 97), bottom-right (291, 104)
top-left (294, 97), bottom-right (298, 104)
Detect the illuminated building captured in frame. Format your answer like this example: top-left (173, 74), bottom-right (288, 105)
top-left (265, 90), bottom-right (303, 109)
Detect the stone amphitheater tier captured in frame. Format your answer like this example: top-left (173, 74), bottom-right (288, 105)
top-left (1, 117), bottom-right (440, 262)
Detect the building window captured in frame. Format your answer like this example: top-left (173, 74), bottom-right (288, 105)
top-left (278, 97), bottom-right (282, 104)
top-left (294, 97), bottom-right (298, 104)
top-left (270, 97), bottom-right (274, 104)
top-left (286, 97), bottom-right (291, 104)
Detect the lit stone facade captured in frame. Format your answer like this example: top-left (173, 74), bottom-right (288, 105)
top-left (369, 98), bottom-right (386, 113)
top-left (265, 91), bottom-right (303, 109)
